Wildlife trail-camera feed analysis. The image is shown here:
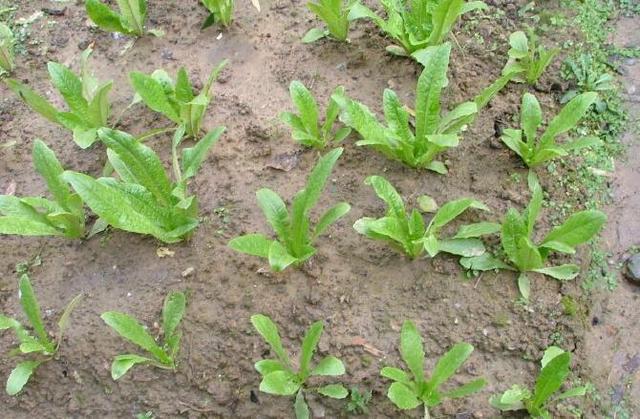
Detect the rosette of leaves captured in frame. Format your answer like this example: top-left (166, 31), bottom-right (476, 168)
top-left (0, 23), bottom-right (15, 75)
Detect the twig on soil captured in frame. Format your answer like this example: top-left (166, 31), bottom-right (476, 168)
top-left (178, 400), bottom-right (216, 413)
top-left (474, 273), bottom-right (484, 289)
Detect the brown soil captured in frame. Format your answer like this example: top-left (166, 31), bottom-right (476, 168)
top-left (0, 1), bottom-right (636, 418)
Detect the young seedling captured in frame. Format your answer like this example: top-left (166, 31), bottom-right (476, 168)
top-left (5, 48), bottom-right (112, 148)
top-left (502, 30), bottom-right (559, 85)
top-left (303, 0), bottom-right (357, 43)
top-left (0, 23), bottom-right (15, 75)
top-left (85, 0), bottom-right (160, 37)
top-left (354, 175), bottom-right (495, 259)
top-left (381, 320), bottom-right (486, 418)
top-left (460, 172), bottom-right (606, 300)
top-left (501, 92), bottom-right (599, 167)
top-left (490, 346), bottom-right (587, 417)
top-left (345, 387), bottom-right (372, 415)
top-left (349, 0), bottom-right (487, 56)
top-left (251, 314), bottom-right (348, 418)
top-left (561, 53), bottom-right (614, 109)
top-left (229, 148), bottom-right (350, 271)
top-left (333, 43), bottom-right (479, 173)
top-left (130, 60), bottom-right (227, 140)
top-left (62, 126), bottom-right (224, 243)
top-left (0, 140), bottom-right (85, 238)
top-left (280, 81), bottom-right (351, 149)
top-left (0, 274), bottom-right (82, 395)
top-left (101, 291), bottom-right (186, 380)
top-left (201, 0), bottom-right (261, 29)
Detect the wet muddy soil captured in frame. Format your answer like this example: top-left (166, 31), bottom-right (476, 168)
top-left (0, 1), bottom-right (637, 418)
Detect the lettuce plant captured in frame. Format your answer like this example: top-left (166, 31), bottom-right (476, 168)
top-left (381, 320), bottom-right (486, 418)
top-left (354, 175), bottom-right (495, 258)
top-left (86, 0), bottom-right (151, 37)
top-left (460, 172), bottom-right (606, 300)
top-left (334, 43), bottom-right (479, 173)
top-left (101, 291), bottom-right (185, 380)
top-left (229, 148), bottom-right (350, 271)
top-left (502, 30), bottom-right (559, 85)
top-left (349, 0), bottom-right (487, 56)
top-left (281, 81), bottom-right (351, 149)
top-left (201, 0), bottom-right (261, 28)
top-left (5, 48), bottom-right (112, 148)
top-left (0, 23), bottom-right (15, 75)
top-left (0, 140), bottom-right (85, 238)
top-left (501, 92), bottom-right (599, 167)
top-left (490, 346), bottom-right (586, 417)
top-left (130, 60), bottom-right (227, 139)
top-left (62, 126), bottom-right (223, 243)
top-left (303, 0), bottom-right (357, 43)
top-left (0, 274), bottom-right (82, 395)
top-left (251, 314), bottom-right (347, 419)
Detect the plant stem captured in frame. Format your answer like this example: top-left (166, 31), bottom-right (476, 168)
top-left (424, 404), bottom-right (430, 419)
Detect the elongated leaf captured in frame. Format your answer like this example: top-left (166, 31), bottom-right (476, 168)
top-left (0, 216), bottom-right (62, 236)
top-left (300, 321), bottom-right (323, 378)
top-left (0, 315), bottom-right (20, 330)
top-left (311, 356), bottom-right (345, 376)
top-left (268, 240), bottom-right (299, 272)
top-left (6, 361), bottom-right (41, 396)
top-left (521, 93), bottom-right (542, 143)
top-left (295, 389), bottom-right (310, 419)
top-left (541, 346), bottom-right (565, 368)
top-left (5, 79), bottom-right (59, 123)
top-left (101, 311), bottom-right (170, 364)
top-left (86, 0), bottom-right (129, 34)
top-left (540, 92), bottom-right (597, 146)
top-left (57, 293), bottom-right (83, 340)
top-left (415, 43), bottom-right (451, 140)
top-left (554, 386), bottom-right (587, 401)
top-left (130, 72), bottom-right (180, 122)
top-left (501, 208), bottom-right (527, 265)
top-left (430, 342), bottom-right (473, 388)
top-left (438, 101), bottom-right (477, 134)
top-left (524, 171), bottom-right (543, 234)
top-left (18, 275), bottom-right (51, 349)
top-left (428, 198), bottom-right (488, 233)
top-left (162, 291), bottom-right (185, 341)
top-left (255, 359), bottom-right (285, 375)
top-left (387, 382), bottom-right (421, 410)
top-left (111, 354), bottom-right (153, 380)
top-left (313, 202), bottom-right (350, 239)
top-left (260, 370), bottom-right (300, 395)
top-left (427, 0), bottom-right (464, 45)
top-left (302, 27), bottom-right (327, 43)
top-left (541, 210), bottom-right (605, 249)
top-left (533, 264), bottom-right (579, 280)
top-left (334, 93), bottom-right (391, 150)
top-left (117, 0), bottom-right (146, 35)
top-left (181, 126), bottom-right (225, 179)
top-left (289, 81), bottom-right (319, 139)
top-left (443, 378), bottom-right (487, 398)
top-left (317, 383), bottom-right (348, 399)
top-left (365, 175), bottom-right (406, 219)
top-left (400, 320), bottom-right (424, 382)
top-left (383, 88), bottom-right (414, 146)
top-left (47, 62), bottom-right (89, 119)
top-left (32, 140), bottom-right (73, 211)
top-left (229, 234), bottom-right (273, 258)
top-left (531, 352), bottom-right (571, 409)
top-left (381, 367), bottom-right (411, 385)
top-left (459, 253), bottom-right (514, 271)
top-left (518, 273), bottom-right (530, 300)
top-left (437, 238), bottom-right (485, 257)
top-left (88, 81), bottom-right (113, 127)
top-left (251, 314), bottom-right (290, 366)
top-left (256, 188), bottom-right (290, 244)
top-left (453, 222), bottom-right (501, 239)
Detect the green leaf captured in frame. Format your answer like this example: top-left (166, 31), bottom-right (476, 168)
top-left (427, 0), bottom-right (465, 45)
top-left (400, 320), bottom-right (424, 382)
top-left (541, 210), bottom-right (606, 249)
top-left (32, 140), bottom-right (74, 212)
top-left (268, 240), bottom-right (300, 272)
top-left (175, 68), bottom-right (194, 103)
top-left (250, 314), bottom-right (290, 366)
top-left (101, 311), bottom-right (170, 364)
top-left (521, 93), bottom-right (542, 143)
top-left (87, 81), bottom-right (113, 128)
top-left (430, 342), bottom-right (474, 389)
top-left (260, 370), bottom-right (300, 395)
top-left (289, 81), bottom-right (320, 139)
top-left (443, 378), bottom-right (487, 398)
top-left (531, 352), bottom-right (571, 409)
top-left (437, 238), bottom-right (485, 257)
top-left (387, 382), bottom-right (421, 410)
top-left (501, 208), bottom-right (527, 265)
top-left (540, 92), bottom-right (598, 145)
top-left (541, 346), bottom-right (565, 368)
top-left (380, 367), bottom-right (411, 385)
top-left (228, 234), bottom-right (273, 258)
top-left (524, 171), bottom-right (543, 234)
top-left (311, 356), bottom-right (345, 376)
top-left (414, 43), bottom-right (451, 140)
top-left (18, 275), bottom-right (51, 349)
top-left (162, 291), bottom-right (185, 341)
top-left (256, 188), bottom-right (290, 244)
top-left (57, 293), bottom-right (83, 340)
top-left (417, 195), bottom-right (438, 213)
top-left (117, 0), bottom-right (147, 36)
top-left (181, 126), bottom-right (225, 179)
top-left (130, 72), bottom-right (180, 122)
top-left (554, 386), bottom-right (587, 401)
top-left (532, 264), bottom-right (580, 281)
top-left (295, 390), bottom-right (310, 419)
top-left (501, 129), bottom-right (529, 162)
top-left (453, 222), bottom-right (501, 239)
top-left (490, 384), bottom-right (530, 411)
top-left (517, 273), bottom-right (530, 300)
top-left (459, 253), bottom-right (514, 271)
top-left (255, 359), bottom-right (285, 375)
top-left (317, 383), bottom-right (348, 399)
top-left (313, 202), bottom-right (350, 239)
top-left (47, 62), bottom-right (89, 119)
top-left (508, 31), bottom-right (529, 57)
top-left (111, 354), bottom-right (153, 380)
top-left (6, 361), bottom-right (41, 396)
top-left (5, 79), bottom-right (59, 123)
top-left (428, 198), bottom-right (488, 233)
top-left (302, 28), bottom-right (327, 43)
top-left (514, 236), bottom-right (543, 271)
top-left (0, 216), bottom-right (62, 236)
top-left (300, 321), bottom-right (323, 378)
top-left (365, 175), bottom-right (406, 219)
top-left (86, 0), bottom-right (129, 34)
top-left (0, 315), bottom-right (20, 330)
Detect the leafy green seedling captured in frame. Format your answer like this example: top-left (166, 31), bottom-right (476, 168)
top-left (561, 53), bottom-right (614, 108)
top-left (349, 0), bottom-right (487, 56)
top-left (490, 346), bottom-right (587, 417)
top-left (381, 320), bottom-right (486, 418)
top-left (251, 314), bottom-right (348, 418)
top-left (130, 60), bottom-right (227, 139)
top-left (101, 291), bottom-right (186, 380)
top-left (354, 175), bottom-right (495, 258)
top-left (345, 387), bottom-right (372, 415)
top-left (85, 0), bottom-right (159, 37)
top-left (0, 140), bottom-right (85, 238)
top-left (0, 23), bottom-right (15, 75)
top-left (201, 0), bottom-right (261, 29)
top-left (281, 81), bottom-right (351, 149)
top-left (229, 148), bottom-right (350, 271)
top-left (501, 92), bottom-right (599, 167)
top-left (5, 48), bottom-right (112, 148)
top-left (460, 172), bottom-right (606, 300)
top-left (303, 0), bottom-right (357, 43)
top-left (62, 126), bottom-right (223, 243)
top-left (502, 30), bottom-right (559, 85)
top-left (0, 274), bottom-right (82, 395)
